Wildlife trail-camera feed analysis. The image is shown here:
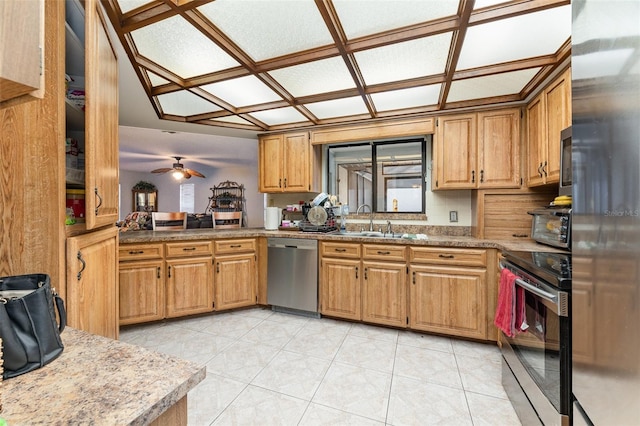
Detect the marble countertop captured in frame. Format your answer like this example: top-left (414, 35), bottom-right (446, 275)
top-left (2, 328), bottom-right (206, 425)
top-left (119, 228), bottom-right (563, 253)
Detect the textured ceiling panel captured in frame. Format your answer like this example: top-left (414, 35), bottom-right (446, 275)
top-left (304, 96), bottom-right (369, 119)
top-left (371, 85), bottom-right (441, 111)
top-left (201, 76), bottom-right (283, 108)
top-left (249, 107), bottom-right (310, 126)
top-left (131, 16), bottom-right (240, 78)
top-left (268, 56), bottom-right (356, 97)
top-left (447, 68), bottom-right (541, 102)
top-left (157, 90), bottom-right (222, 116)
top-left (198, 0), bottom-right (334, 61)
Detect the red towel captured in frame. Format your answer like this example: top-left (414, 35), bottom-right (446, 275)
top-left (495, 268), bottom-right (517, 337)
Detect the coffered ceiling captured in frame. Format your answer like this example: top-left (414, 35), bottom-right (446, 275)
top-left (103, 0), bottom-right (571, 134)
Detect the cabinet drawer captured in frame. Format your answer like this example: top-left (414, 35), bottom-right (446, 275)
top-left (214, 239), bottom-right (256, 254)
top-left (410, 247), bottom-right (486, 267)
top-left (165, 241), bottom-right (213, 258)
top-left (119, 243), bottom-right (164, 261)
top-left (362, 244), bottom-right (407, 262)
top-left (321, 241), bottom-right (361, 258)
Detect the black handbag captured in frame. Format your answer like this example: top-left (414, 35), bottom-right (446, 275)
top-left (0, 273), bottom-right (66, 379)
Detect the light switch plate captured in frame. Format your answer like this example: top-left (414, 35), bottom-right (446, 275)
top-left (449, 211), bottom-right (458, 222)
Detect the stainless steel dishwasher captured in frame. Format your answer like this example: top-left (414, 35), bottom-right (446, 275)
top-left (267, 237), bottom-right (318, 316)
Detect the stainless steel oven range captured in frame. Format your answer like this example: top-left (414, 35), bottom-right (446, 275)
top-left (500, 250), bottom-right (572, 426)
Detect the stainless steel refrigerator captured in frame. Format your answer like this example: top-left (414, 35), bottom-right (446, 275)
top-left (571, 0), bottom-right (640, 424)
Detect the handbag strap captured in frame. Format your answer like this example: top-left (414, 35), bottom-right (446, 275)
top-left (54, 294), bottom-right (67, 333)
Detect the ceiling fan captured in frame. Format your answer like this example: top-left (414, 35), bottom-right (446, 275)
top-left (151, 156), bottom-right (205, 180)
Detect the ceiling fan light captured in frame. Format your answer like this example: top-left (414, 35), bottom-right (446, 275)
top-left (172, 170), bottom-right (185, 180)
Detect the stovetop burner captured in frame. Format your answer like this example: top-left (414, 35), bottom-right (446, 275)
top-left (502, 250), bottom-right (572, 290)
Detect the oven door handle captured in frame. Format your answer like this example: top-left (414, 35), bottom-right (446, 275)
top-left (514, 278), bottom-right (557, 303)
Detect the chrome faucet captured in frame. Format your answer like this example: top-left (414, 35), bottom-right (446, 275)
top-left (385, 220), bottom-right (393, 237)
top-left (356, 204), bottom-right (374, 232)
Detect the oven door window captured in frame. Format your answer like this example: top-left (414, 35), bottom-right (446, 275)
top-left (510, 292), bottom-right (562, 412)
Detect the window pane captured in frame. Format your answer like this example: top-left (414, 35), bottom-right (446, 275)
top-left (328, 139), bottom-right (425, 214)
top-left (375, 142), bottom-right (423, 212)
top-left (180, 184), bottom-right (195, 213)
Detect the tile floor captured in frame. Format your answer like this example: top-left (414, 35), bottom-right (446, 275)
top-left (119, 307), bottom-right (521, 426)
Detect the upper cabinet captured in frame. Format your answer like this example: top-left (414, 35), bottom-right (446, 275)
top-left (258, 132), bottom-right (318, 193)
top-left (433, 108), bottom-right (520, 190)
top-left (526, 68), bottom-right (571, 187)
top-left (66, 0), bottom-right (118, 231)
top-left (0, 0), bottom-right (43, 102)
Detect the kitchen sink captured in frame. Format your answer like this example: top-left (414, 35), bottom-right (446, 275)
top-left (338, 231), bottom-right (404, 239)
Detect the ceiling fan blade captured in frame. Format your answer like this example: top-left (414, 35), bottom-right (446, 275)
top-left (151, 168), bottom-right (172, 173)
top-left (183, 171), bottom-right (192, 179)
top-left (185, 168), bottom-right (205, 178)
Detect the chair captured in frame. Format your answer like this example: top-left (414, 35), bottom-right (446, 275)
top-left (151, 212), bottom-right (187, 230)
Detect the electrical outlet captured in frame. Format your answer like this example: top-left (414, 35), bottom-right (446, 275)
top-left (449, 211), bottom-right (458, 222)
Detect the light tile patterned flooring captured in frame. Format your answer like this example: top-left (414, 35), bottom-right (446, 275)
top-left (119, 307), bottom-right (521, 426)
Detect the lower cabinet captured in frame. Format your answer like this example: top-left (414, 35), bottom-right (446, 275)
top-left (166, 256), bottom-right (214, 318)
top-left (409, 247), bottom-right (488, 340)
top-left (119, 259), bottom-right (165, 325)
top-left (320, 256), bottom-right (362, 320)
top-left (214, 239), bottom-right (257, 311)
top-left (361, 244), bottom-right (407, 328)
top-left (66, 227), bottom-right (119, 339)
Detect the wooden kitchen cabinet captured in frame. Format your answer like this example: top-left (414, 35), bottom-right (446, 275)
top-left (66, 227), bottom-right (119, 340)
top-left (434, 113), bottom-right (477, 189)
top-left (214, 239), bottom-right (257, 311)
top-left (0, 0), bottom-right (43, 102)
top-left (361, 244), bottom-right (407, 328)
top-left (526, 68), bottom-right (571, 187)
top-left (165, 241), bottom-right (213, 318)
top-left (118, 243), bottom-right (165, 325)
top-left (409, 247), bottom-right (488, 340)
top-left (434, 109), bottom-right (520, 190)
top-left (320, 241), bottom-right (362, 320)
top-left (258, 132), bottom-right (316, 193)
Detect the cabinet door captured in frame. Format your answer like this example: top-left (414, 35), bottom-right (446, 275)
top-left (544, 69), bottom-right (571, 184)
top-left (409, 264), bottom-right (487, 340)
top-left (119, 259), bottom-right (164, 325)
top-left (166, 256), bottom-right (213, 318)
top-left (66, 227), bottom-right (119, 339)
top-left (84, 0), bottom-right (118, 229)
top-left (214, 253), bottom-right (256, 311)
top-left (258, 134), bottom-right (284, 192)
top-left (320, 257), bottom-right (361, 320)
top-left (477, 108), bottom-right (521, 188)
top-left (362, 260), bottom-right (406, 328)
top-left (526, 93), bottom-right (547, 187)
top-left (434, 114), bottom-right (477, 189)
top-left (283, 132), bottom-right (310, 192)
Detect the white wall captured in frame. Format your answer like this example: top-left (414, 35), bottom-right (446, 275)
top-left (120, 166), bottom-right (265, 228)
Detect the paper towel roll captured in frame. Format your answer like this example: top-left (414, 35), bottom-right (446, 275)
top-left (265, 207), bottom-right (280, 230)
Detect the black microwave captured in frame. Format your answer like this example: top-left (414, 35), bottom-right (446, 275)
top-left (559, 126), bottom-right (572, 196)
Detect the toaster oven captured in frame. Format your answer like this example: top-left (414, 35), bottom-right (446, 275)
top-left (528, 207), bottom-right (571, 249)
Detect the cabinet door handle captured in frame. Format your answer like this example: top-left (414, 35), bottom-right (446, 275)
top-left (284, 178), bottom-right (287, 188)
top-left (377, 251), bottom-right (391, 255)
top-left (364, 267), bottom-right (368, 280)
top-left (157, 267), bottom-right (161, 279)
top-left (278, 178), bottom-right (282, 188)
top-left (355, 266), bottom-right (358, 279)
top-left (128, 250), bottom-right (144, 255)
top-left (542, 161), bottom-right (548, 177)
top-left (412, 271), bottom-right (416, 284)
top-left (230, 244), bottom-right (242, 248)
top-left (335, 248), bottom-right (347, 252)
top-left (76, 251), bottom-right (86, 281)
top-left (537, 162), bottom-right (543, 177)
top-left (512, 233), bottom-right (529, 238)
top-left (438, 254), bottom-right (455, 259)
top-left (182, 247), bottom-right (197, 251)
top-left (216, 262), bottom-right (220, 273)
top-left (168, 265), bottom-right (172, 278)
top-left (480, 170), bottom-right (484, 183)
top-left (94, 187), bottom-right (103, 215)
top-left (471, 170), bottom-right (475, 183)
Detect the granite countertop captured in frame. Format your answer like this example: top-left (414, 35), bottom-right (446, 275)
top-left (119, 228), bottom-right (563, 252)
top-left (2, 328), bottom-right (206, 425)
